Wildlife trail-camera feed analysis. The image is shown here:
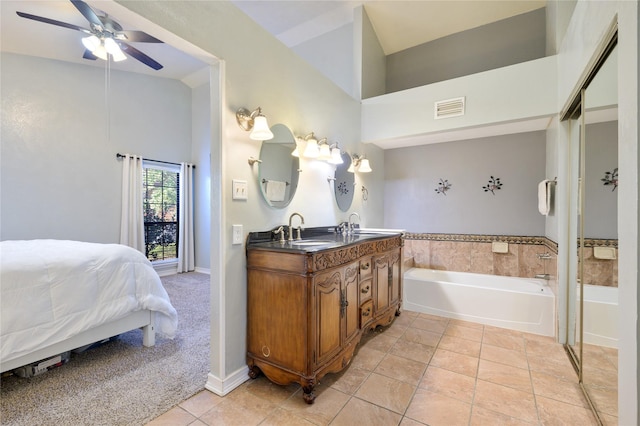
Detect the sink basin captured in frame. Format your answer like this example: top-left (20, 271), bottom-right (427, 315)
top-left (289, 240), bottom-right (334, 246)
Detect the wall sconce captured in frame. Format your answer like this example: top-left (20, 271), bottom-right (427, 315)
top-left (301, 132), bottom-right (320, 158)
top-left (348, 154), bottom-right (372, 173)
top-left (328, 143), bottom-right (343, 164)
top-left (236, 107), bottom-right (274, 140)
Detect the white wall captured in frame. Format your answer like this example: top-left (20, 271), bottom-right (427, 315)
top-left (361, 55), bottom-right (557, 145)
top-left (1, 53), bottom-right (193, 244)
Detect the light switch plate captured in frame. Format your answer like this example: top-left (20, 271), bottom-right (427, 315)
top-left (232, 179), bottom-right (248, 200)
top-left (232, 224), bottom-right (243, 245)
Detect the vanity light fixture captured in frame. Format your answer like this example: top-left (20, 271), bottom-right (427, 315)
top-left (301, 133), bottom-right (320, 158)
top-left (236, 107), bottom-right (274, 140)
top-left (317, 138), bottom-right (332, 161)
top-left (348, 154), bottom-right (372, 173)
top-left (328, 143), bottom-right (343, 165)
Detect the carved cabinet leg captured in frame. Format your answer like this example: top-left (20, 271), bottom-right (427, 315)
top-left (302, 384), bottom-right (316, 404)
top-left (248, 365), bottom-right (261, 379)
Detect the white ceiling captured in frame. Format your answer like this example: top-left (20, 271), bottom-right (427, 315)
top-left (232, 0), bottom-right (546, 54)
top-left (2, 1), bottom-right (546, 81)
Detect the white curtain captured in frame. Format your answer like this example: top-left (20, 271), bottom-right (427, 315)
top-left (177, 162), bottom-right (195, 273)
top-left (119, 154), bottom-right (145, 253)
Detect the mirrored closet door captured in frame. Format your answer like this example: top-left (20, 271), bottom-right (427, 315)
top-left (564, 30), bottom-right (618, 425)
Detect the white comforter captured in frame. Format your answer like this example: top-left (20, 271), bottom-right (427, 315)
top-left (0, 240), bottom-right (178, 364)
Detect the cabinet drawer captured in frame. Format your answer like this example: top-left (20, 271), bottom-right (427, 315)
top-left (359, 278), bottom-right (372, 302)
top-left (359, 257), bottom-right (372, 279)
top-left (360, 300), bottom-right (373, 327)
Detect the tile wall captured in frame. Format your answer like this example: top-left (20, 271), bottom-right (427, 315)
top-left (403, 233), bottom-right (559, 297)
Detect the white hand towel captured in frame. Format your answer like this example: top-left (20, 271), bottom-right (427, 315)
top-left (266, 180), bottom-right (286, 202)
top-left (538, 180), bottom-right (550, 215)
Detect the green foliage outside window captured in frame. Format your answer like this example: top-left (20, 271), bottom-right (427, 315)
top-left (143, 168), bottom-right (179, 261)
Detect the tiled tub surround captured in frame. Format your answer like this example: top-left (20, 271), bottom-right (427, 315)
top-left (403, 233), bottom-right (618, 289)
top-left (403, 234), bottom-right (560, 299)
top-left (581, 239), bottom-right (619, 287)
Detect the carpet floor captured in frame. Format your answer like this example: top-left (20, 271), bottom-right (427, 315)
top-left (0, 272), bottom-right (210, 426)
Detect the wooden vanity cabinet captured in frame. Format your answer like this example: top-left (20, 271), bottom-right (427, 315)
top-left (246, 235), bottom-right (402, 404)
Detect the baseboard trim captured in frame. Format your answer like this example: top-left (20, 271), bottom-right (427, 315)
top-left (195, 266), bottom-right (211, 274)
top-left (205, 366), bottom-right (249, 396)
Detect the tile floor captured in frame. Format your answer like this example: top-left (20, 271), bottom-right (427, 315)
top-left (147, 310), bottom-right (617, 425)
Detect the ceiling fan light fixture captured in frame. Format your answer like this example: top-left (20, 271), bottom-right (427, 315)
top-left (103, 38), bottom-right (119, 54)
top-left (81, 35), bottom-right (100, 52)
top-left (92, 43), bottom-right (108, 61)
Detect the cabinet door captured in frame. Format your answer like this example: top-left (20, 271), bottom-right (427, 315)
top-left (389, 250), bottom-right (401, 306)
top-left (314, 269), bottom-right (342, 366)
top-left (343, 262), bottom-right (359, 343)
top-left (374, 254), bottom-right (390, 311)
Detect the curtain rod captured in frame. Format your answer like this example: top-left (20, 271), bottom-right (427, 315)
top-left (116, 153), bottom-right (195, 169)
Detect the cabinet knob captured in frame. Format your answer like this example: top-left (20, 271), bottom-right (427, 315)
top-left (361, 285), bottom-right (370, 294)
top-left (362, 308), bottom-right (371, 317)
top-left (360, 263), bottom-right (370, 271)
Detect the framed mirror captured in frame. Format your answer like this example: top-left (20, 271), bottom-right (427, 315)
top-left (258, 124), bottom-right (300, 208)
top-left (333, 152), bottom-right (355, 212)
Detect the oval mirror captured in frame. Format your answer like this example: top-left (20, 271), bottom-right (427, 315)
top-left (258, 124), bottom-right (300, 208)
top-left (334, 152), bottom-right (355, 212)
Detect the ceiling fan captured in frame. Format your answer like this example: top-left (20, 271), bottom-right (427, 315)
top-left (16, 0), bottom-right (163, 70)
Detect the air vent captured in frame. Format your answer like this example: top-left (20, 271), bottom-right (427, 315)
top-left (434, 97), bottom-right (465, 119)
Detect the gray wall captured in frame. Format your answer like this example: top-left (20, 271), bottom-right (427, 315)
top-left (585, 120), bottom-right (618, 239)
top-left (1, 53), bottom-right (193, 244)
top-left (384, 131), bottom-right (546, 235)
top-left (386, 8), bottom-right (546, 93)
top-left (192, 81), bottom-right (212, 271)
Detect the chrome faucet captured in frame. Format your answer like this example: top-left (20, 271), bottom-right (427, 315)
top-left (288, 212), bottom-right (305, 241)
top-left (348, 212), bottom-right (360, 234)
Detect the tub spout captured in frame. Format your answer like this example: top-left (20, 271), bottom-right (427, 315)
top-left (535, 273), bottom-right (550, 280)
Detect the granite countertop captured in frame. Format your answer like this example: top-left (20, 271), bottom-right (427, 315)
top-left (246, 227), bottom-right (403, 253)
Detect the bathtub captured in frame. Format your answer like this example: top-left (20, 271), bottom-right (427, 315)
top-left (403, 268), bottom-right (555, 336)
top-left (578, 284), bottom-right (618, 348)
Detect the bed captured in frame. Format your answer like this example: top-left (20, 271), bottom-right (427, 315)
top-left (0, 239), bottom-right (178, 373)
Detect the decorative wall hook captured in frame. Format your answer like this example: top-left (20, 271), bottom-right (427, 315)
top-left (483, 176), bottom-right (503, 195)
top-left (435, 178), bottom-right (452, 195)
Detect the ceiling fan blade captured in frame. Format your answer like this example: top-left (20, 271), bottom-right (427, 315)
top-left (119, 30), bottom-right (163, 43)
top-left (70, 0), bottom-right (103, 28)
top-left (82, 49), bottom-right (98, 60)
top-left (119, 42), bottom-right (163, 70)
top-left (16, 11), bottom-right (89, 32)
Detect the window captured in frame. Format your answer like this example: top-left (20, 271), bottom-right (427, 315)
top-left (143, 163), bottom-right (179, 262)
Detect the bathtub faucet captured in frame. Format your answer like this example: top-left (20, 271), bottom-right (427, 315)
top-left (535, 273), bottom-right (550, 280)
